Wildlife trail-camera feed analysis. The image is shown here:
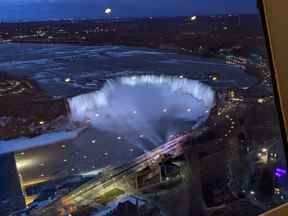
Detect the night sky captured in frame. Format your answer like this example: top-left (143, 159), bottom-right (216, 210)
top-left (0, 0), bottom-right (258, 21)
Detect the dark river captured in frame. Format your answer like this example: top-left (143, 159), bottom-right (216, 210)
top-left (0, 43), bottom-right (257, 97)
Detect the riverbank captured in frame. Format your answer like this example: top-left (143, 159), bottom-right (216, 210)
top-left (0, 73), bottom-right (67, 139)
top-left (5, 40), bottom-right (266, 85)
top-left (0, 40), bottom-right (265, 139)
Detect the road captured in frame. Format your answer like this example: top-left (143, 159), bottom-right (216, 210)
top-left (30, 134), bottom-right (190, 215)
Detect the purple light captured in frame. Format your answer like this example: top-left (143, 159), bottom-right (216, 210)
top-left (276, 168), bottom-right (287, 174)
top-left (275, 168), bottom-right (287, 178)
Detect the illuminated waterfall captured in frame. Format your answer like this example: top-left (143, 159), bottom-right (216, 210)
top-left (68, 75), bottom-right (215, 150)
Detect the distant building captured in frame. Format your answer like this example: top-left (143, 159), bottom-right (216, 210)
top-left (106, 199), bottom-right (161, 216)
top-left (109, 201), bottom-right (139, 216)
top-left (225, 55), bottom-right (248, 70)
top-left (0, 153), bottom-right (25, 215)
top-left (160, 161), bottom-right (180, 180)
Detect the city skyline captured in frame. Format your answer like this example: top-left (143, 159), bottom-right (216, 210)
top-left (0, 0), bottom-right (258, 21)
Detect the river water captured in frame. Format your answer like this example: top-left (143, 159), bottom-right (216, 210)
top-left (0, 43), bottom-right (257, 97)
top-left (0, 43), bottom-right (258, 184)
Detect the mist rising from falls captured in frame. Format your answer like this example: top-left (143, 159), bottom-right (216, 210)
top-left (68, 75), bottom-right (215, 151)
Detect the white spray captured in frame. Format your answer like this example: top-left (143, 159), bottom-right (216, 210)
top-left (68, 75), bottom-right (215, 151)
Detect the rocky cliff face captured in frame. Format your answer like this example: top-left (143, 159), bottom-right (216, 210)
top-left (0, 73), bottom-right (68, 139)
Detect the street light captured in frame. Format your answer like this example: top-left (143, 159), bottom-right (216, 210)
top-left (262, 148), bottom-right (268, 153)
top-left (65, 78), bottom-right (71, 83)
top-left (190, 16), bottom-right (197, 21)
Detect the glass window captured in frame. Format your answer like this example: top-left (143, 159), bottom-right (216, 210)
top-left (0, 1), bottom-right (287, 216)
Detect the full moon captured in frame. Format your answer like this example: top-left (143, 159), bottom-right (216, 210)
top-left (105, 8), bottom-right (112, 15)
